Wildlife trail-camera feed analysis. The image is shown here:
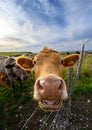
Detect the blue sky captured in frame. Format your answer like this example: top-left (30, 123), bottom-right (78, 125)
top-left (0, 0), bottom-right (92, 52)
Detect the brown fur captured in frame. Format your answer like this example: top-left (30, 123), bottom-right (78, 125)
top-left (34, 48), bottom-right (64, 79)
top-left (0, 73), bottom-right (7, 80)
top-left (0, 73), bottom-right (9, 87)
top-left (16, 47), bottom-right (79, 111)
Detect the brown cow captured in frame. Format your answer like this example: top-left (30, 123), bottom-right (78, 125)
top-left (0, 73), bottom-right (10, 87)
top-left (16, 47), bottom-right (79, 111)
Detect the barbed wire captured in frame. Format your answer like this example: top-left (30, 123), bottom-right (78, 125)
top-left (39, 112), bottom-right (53, 130)
top-left (21, 106), bottom-right (39, 130)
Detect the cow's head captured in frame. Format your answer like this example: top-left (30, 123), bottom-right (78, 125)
top-left (5, 57), bottom-right (28, 80)
top-left (16, 47), bottom-right (79, 111)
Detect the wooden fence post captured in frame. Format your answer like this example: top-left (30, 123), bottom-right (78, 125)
top-left (76, 44), bottom-right (85, 80)
top-left (68, 68), bottom-right (74, 97)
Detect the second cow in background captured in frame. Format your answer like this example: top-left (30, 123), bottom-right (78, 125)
top-left (0, 56), bottom-right (28, 96)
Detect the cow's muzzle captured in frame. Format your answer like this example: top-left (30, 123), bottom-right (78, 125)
top-left (34, 74), bottom-right (68, 111)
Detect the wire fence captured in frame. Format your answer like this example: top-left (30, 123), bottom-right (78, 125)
top-left (21, 106), bottom-right (39, 130)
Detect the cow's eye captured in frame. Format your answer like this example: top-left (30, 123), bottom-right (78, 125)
top-left (34, 60), bottom-right (36, 65)
top-left (5, 64), bottom-right (15, 69)
top-left (61, 59), bottom-right (64, 64)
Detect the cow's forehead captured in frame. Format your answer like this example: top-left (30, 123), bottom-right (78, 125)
top-left (6, 57), bottom-right (15, 65)
top-left (34, 48), bottom-right (62, 60)
top-left (40, 47), bottom-right (58, 54)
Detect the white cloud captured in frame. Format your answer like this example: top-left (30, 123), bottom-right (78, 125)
top-left (64, 0), bottom-right (92, 39)
top-left (0, 0), bottom-right (92, 52)
top-left (0, 0), bottom-right (36, 47)
top-left (0, 1), bottom-right (20, 38)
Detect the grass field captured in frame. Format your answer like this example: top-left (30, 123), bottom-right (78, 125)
top-left (73, 54), bottom-right (92, 93)
top-left (0, 52), bottom-right (25, 56)
top-left (0, 52), bottom-right (92, 130)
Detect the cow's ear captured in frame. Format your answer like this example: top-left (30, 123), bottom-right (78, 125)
top-left (16, 56), bottom-right (34, 71)
top-left (63, 54), bottom-right (80, 67)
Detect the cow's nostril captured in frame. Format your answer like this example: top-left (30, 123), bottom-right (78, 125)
top-left (58, 84), bottom-right (62, 90)
top-left (37, 80), bottom-right (44, 90)
top-left (58, 80), bottom-right (63, 90)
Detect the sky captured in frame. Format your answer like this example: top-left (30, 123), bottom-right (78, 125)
top-left (0, 0), bottom-right (92, 52)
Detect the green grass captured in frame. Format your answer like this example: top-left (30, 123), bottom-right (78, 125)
top-left (0, 52), bottom-right (25, 56)
top-left (0, 75), bottom-right (35, 130)
top-left (73, 54), bottom-right (92, 94)
top-left (73, 77), bottom-right (92, 94)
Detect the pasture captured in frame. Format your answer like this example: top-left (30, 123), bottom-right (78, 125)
top-left (0, 52), bottom-right (92, 130)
